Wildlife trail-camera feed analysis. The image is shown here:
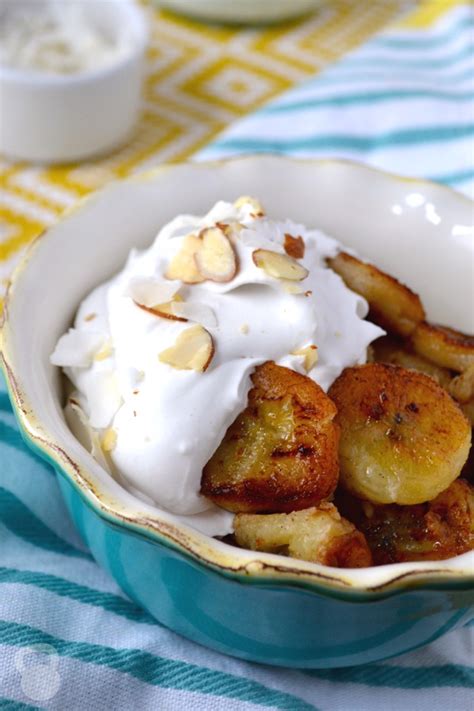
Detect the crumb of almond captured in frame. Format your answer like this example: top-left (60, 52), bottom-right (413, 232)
top-left (133, 410), bottom-right (137, 417)
top-left (305, 290), bottom-right (312, 297)
top-left (102, 428), bottom-right (117, 452)
top-left (240, 323), bottom-right (249, 335)
top-left (291, 345), bottom-right (318, 372)
top-left (132, 389), bottom-right (139, 395)
top-left (84, 313), bottom-right (97, 322)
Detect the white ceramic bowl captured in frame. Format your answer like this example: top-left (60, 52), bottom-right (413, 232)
top-left (0, 0), bottom-right (148, 163)
top-left (1, 157), bottom-right (473, 667)
top-left (155, 0), bottom-right (323, 24)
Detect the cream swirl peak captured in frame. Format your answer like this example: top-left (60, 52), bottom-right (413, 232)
top-left (51, 198), bottom-right (383, 536)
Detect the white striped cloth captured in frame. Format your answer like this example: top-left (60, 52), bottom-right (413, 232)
top-left (1, 3), bottom-right (473, 710)
top-left (199, 3), bottom-right (474, 199)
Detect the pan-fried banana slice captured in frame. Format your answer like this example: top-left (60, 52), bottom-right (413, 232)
top-left (411, 322), bottom-right (474, 373)
top-left (201, 362), bottom-right (339, 513)
top-left (337, 479), bottom-right (474, 564)
top-left (372, 336), bottom-right (452, 389)
top-left (234, 503), bottom-right (372, 567)
top-left (328, 363), bottom-right (471, 505)
top-left (327, 251), bottom-right (425, 337)
top-left (449, 364), bottom-right (474, 403)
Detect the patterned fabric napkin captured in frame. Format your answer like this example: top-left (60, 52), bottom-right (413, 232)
top-left (1, 2), bottom-right (473, 709)
top-left (199, 2), bottom-right (474, 199)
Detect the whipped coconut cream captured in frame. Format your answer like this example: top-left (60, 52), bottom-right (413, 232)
top-left (51, 198), bottom-right (383, 536)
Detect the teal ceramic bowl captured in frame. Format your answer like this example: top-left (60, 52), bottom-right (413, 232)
top-left (1, 156), bottom-right (473, 668)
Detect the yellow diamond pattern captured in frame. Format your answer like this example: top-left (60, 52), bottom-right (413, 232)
top-left (0, 0), bottom-right (413, 299)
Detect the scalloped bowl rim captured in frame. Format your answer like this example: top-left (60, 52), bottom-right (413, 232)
top-left (1, 155), bottom-right (473, 599)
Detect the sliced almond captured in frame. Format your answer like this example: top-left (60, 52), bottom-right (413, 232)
top-left (194, 226), bottom-right (237, 283)
top-left (101, 427), bottom-right (117, 452)
top-left (284, 234), bottom-right (305, 259)
top-left (127, 277), bottom-right (179, 307)
top-left (159, 324), bottom-right (214, 372)
top-left (136, 295), bottom-right (187, 322)
top-left (234, 196), bottom-right (265, 216)
top-left (165, 234), bottom-right (205, 284)
top-left (292, 345), bottom-right (318, 372)
top-left (252, 249), bottom-right (309, 281)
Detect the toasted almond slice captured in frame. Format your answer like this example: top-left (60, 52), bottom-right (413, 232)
top-left (253, 249), bottom-right (309, 281)
top-left (284, 234), bottom-right (305, 259)
top-left (234, 196), bottom-right (265, 216)
top-left (165, 234), bottom-right (205, 284)
top-left (194, 226), bottom-right (237, 283)
top-left (127, 277), bottom-right (179, 307)
top-left (159, 324), bottom-right (214, 372)
top-left (101, 427), bottom-right (117, 452)
top-left (136, 295), bottom-right (188, 322)
top-left (292, 345), bottom-right (319, 372)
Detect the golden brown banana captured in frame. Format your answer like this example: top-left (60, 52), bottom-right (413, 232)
top-left (327, 251), bottom-right (425, 337)
top-left (449, 364), bottom-right (474, 403)
top-left (372, 336), bottom-right (452, 389)
top-left (201, 361), bottom-right (339, 513)
top-left (234, 503), bottom-right (372, 568)
top-left (337, 479), bottom-right (474, 565)
top-left (328, 363), bottom-right (471, 505)
top-left (411, 322), bottom-right (474, 373)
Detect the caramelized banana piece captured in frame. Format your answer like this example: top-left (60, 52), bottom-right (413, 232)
top-left (372, 336), bottom-right (452, 388)
top-left (328, 363), bottom-right (471, 505)
top-left (449, 364), bottom-right (474, 403)
top-left (337, 479), bottom-right (474, 565)
top-left (327, 251), bottom-right (425, 337)
top-left (411, 322), bottom-right (474, 373)
top-left (201, 362), bottom-right (339, 513)
top-left (234, 503), bottom-right (372, 568)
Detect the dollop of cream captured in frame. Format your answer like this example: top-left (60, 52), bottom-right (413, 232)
top-left (51, 199), bottom-right (383, 536)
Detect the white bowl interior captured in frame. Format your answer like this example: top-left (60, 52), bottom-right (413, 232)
top-left (3, 156), bottom-right (474, 587)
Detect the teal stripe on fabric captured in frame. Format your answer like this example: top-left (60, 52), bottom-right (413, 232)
top-left (263, 89), bottom-right (474, 114)
top-left (314, 65), bottom-right (474, 88)
top-left (0, 621), bottom-right (317, 711)
top-left (428, 167), bottom-right (474, 186)
top-left (0, 700), bottom-right (42, 710)
top-left (0, 567), bottom-right (156, 625)
top-left (337, 43), bottom-right (473, 71)
top-left (373, 16), bottom-right (473, 50)
top-left (211, 124), bottom-right (474, 154)
top-left (307, 661), bottom-right (474, 689)
top-left (0, 488), bottom-right (92, 561)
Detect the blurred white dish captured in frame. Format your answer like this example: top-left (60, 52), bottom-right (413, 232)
top-left (155, 0), bottom-right (323, 23)
top-left (0, 0), bottom-right (148, 163)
